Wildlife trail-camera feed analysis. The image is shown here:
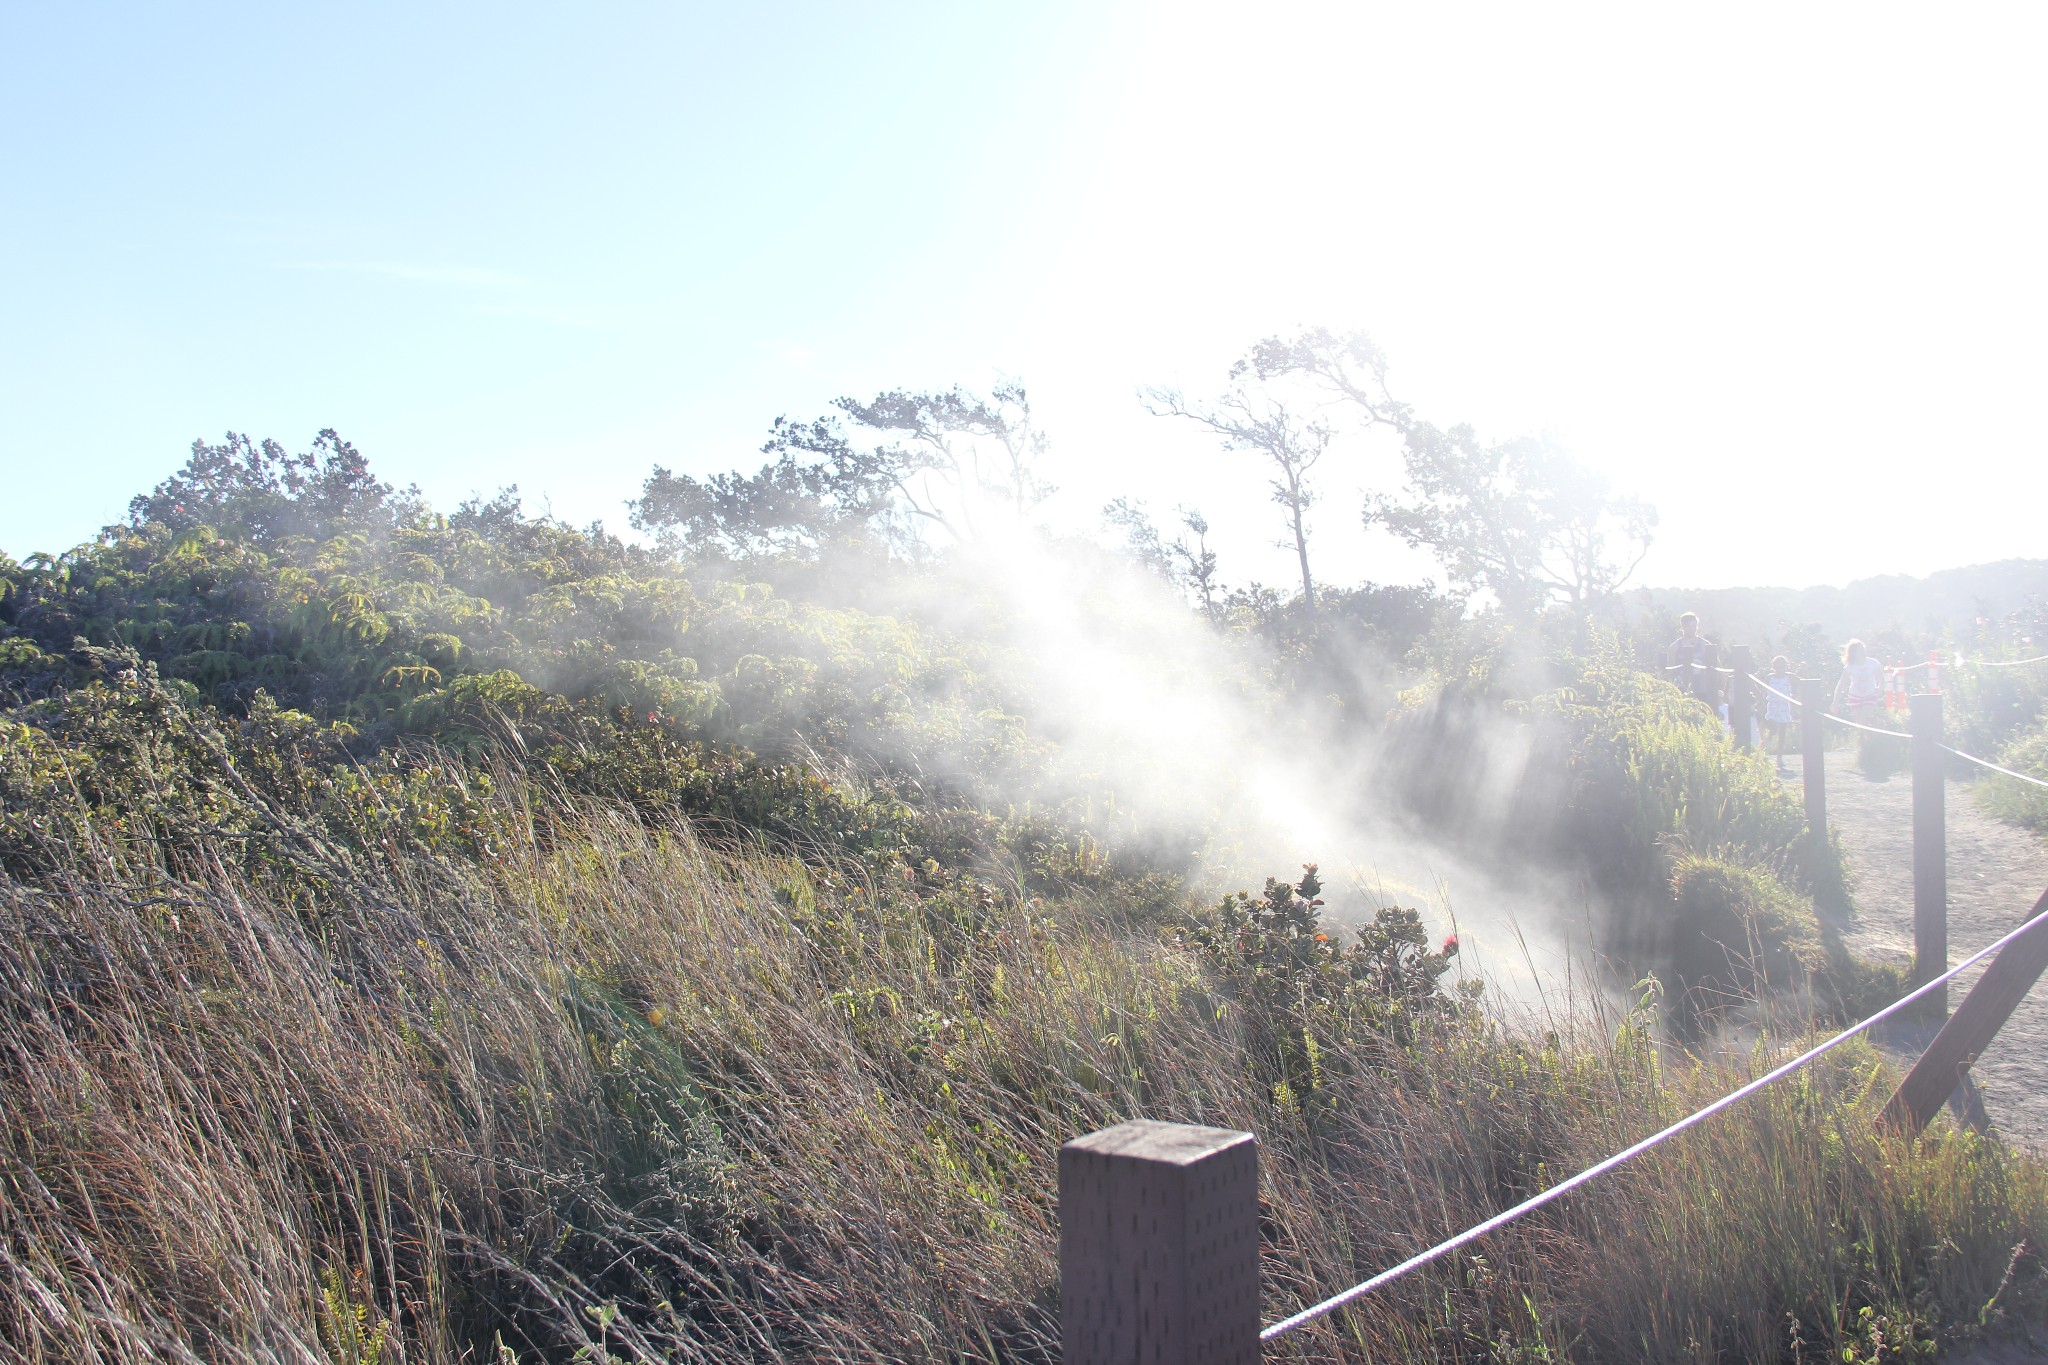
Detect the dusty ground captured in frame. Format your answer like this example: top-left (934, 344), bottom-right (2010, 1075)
top-left (1782, 749), bottom-right (2048, 1149)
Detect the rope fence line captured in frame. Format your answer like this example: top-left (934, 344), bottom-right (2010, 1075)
top-left (1960, 652), bottom-right (2048, 669)
top-left (1940, 745), bottom-right (2048, 792)
top-left (1742, 674), bottom-right (2047, 790)
top-left (1741, 671), bottom-right (1909, 739)
top-left (1819, 709), bottom-right (1912, 740)
top-left (1689, 652), bottom-right (2044, 678)
top-left (1740, 670), bottom-right (1915, 737)
top-left (1260, 896), bottom-right (2048, 1343)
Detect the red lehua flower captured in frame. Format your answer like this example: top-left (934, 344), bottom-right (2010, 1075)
top-left (1441, 934), bottom-right (1459, 957)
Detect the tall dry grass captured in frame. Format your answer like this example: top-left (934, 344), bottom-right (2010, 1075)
top-left (4, 786), bottom-right (2046, 1362)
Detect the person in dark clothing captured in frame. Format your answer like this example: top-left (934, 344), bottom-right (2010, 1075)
top-left (1666, 611), bottom-right (1721, 708)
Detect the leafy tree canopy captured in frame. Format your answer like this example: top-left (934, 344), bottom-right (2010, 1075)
top-left (1369, 424), bottom-right (1656, 616)
top-left (633, 382), bottom-right (1052, 558)
top-left (126, 429), bottom-right (421, 546)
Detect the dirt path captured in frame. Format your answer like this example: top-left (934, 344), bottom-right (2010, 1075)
top-left (1781, 750), bottom-right (2048, 1148)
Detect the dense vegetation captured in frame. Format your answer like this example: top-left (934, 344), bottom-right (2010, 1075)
top-left (5, 418), bottom-right (2046, 1362)
top-left (1946, 602), bottom-right (2048, 833)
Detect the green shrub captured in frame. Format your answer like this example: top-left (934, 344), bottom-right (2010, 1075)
top-left (1181, 864), bottom-right (1467, 1113)
top-left (1979, 718), bottom-right (2048, 832)
top-left (1382, 638), bottom-right (1891, 1031)
top-left (1947, 652), bottom-right (2048, 760)
top-left (1541, 649), bottom-right (1838, 899)
top-left (1663, 855), bottom-right (1823, 1027)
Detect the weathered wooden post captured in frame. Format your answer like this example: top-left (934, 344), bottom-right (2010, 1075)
top-left (1911, 691), bottom-right (1948, 1013)
top-left (1729, 645), bottom-right (1754, 750)
top-left (1060, 1120), bottom-right (1260, 1365)
top-left (1883, 886), bottom-right (2048, 1134)
top-left (1801, 677), bottom-right (1828, 870)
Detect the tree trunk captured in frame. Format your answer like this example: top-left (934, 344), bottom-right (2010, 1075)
top-left (1290, 502), bottom-right (1316, 613)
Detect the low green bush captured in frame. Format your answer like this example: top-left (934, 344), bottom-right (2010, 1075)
top-left (1979, 718), bottom-right (2048, 833)
top-left (1662, 854), bottom-right (1905, 1035)
top-left (1664, 855), bottom-right (1823, 1025)
top-left (1385, 637), bottom-right (1882, 1029)
top-left (1180, 864), bottom-right (1469, 1117)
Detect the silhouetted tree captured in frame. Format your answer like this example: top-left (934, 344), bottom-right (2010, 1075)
top-left (1103, 498), bottom-right (1223, 619)
top-left (1144, 384), bottom-right (1332, 612)
top-left (126, 430), bottom-right (414, 544)
top-left (632, 446), bottom-right (893, 557)
top-left (1231, 325), bottom-right (1412, 431)
top-left (634, 382), bottom-right (1052, 557)
top-left (1368, 424), bottom-right (1655, 616)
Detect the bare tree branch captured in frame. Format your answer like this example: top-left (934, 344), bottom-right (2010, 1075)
top-left (1143, 384), bottom-right (1331, 611)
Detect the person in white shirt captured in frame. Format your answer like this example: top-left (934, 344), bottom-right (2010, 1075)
top-left (1832, 639), bottom-right (1885, 725)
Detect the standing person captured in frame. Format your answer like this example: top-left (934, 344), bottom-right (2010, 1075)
top-left (1834, 638), bottom-right (1901, 779)
top-left (1666, 612), bottom-right (1721, 710)
top-left (1832, 639), bottom-right (1885, 725)
top-left (1764, 654), bottom-right (1797, 775)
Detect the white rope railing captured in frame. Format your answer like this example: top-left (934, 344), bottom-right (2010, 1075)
top-left (1743, 673), bottom-right (2046, 789)
top-left (1261, 898), bottom-right (2048, 1342)
top-left (1738, 672), bottom-right (1908, 739)
top-left (1818, 709), bottom-right (1911, 740)
top-left (1940, 745), bottom-right (2048, 792)
top-left (1957, 652), bottom-right (2048, 669)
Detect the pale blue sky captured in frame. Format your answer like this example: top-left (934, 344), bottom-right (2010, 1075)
top-left (5, 3), bottom-right (2046, 589)
top-left (1, 4), bottom-right (1134, 536)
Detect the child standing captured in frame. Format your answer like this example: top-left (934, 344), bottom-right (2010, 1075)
top-left (1764, 654), bottom-right (1797, 776)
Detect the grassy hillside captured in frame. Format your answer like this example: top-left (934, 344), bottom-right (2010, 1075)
top-left (5, 436), bottom-right (2047, 1361)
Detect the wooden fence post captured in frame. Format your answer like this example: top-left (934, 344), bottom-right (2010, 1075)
top-left (1911, 691), bottom-right (1948, 1013)
top-left (1801, 677), bottom-right (1828, 870)
top-left (1060, 1120), bottom-right (1260, 1365)
top-left (1882, 887), bottom-right (2048, 1134)
top-left (1729, 645), bottom-right (1754, 750)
